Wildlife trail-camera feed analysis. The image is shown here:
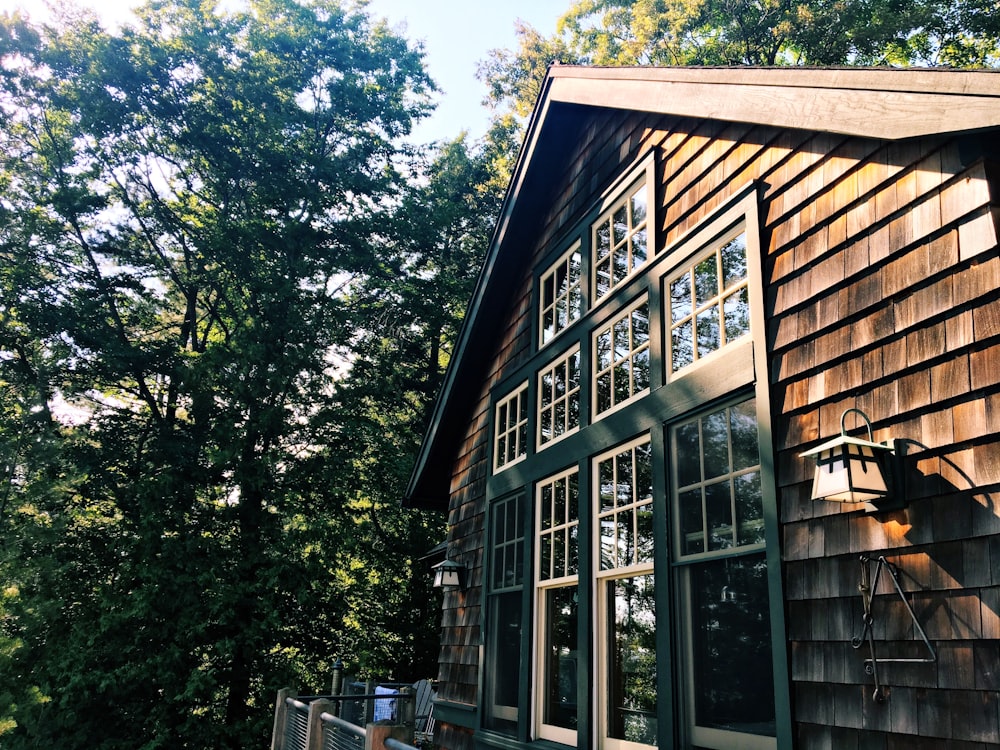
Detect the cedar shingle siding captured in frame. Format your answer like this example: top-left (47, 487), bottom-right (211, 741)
top-left (414, 68), bottom-right (1000, 750)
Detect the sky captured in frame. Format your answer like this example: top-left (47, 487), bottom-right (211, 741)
top-left (0, 0), bottom-right (569, 142)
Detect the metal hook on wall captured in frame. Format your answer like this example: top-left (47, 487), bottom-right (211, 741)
top-left (851, 555), bottom-right (936, 703)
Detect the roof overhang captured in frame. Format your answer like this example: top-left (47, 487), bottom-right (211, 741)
top-left (403, 65), bottom-right (1000, 511)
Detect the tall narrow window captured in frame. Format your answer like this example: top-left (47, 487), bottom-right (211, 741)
top-left (596, 437), bottom-right (657, 750)
top-left (485, 494), bottom-right (525, 733)
top-left (594, 298), bottom-right (650, 418)
top-left (538, 346), bottom-right (581, 449)
top-left (494, 383), bottom-right (529, 473)
top-left (536, 468), bottom-right (580, 745)
top-left (594, 182), bottom-right (649, 300)
top-left (671, 398), bottom-right (775, 750)
top-left (668, 231), bottom-right (749, 374)
top-left (540, 243), bottom-right (583, 346)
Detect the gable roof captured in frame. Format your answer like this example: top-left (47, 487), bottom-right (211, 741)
top-left (403, 65), bottom-right (1000, 511)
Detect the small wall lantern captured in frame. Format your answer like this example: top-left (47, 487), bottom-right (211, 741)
top-left (431, 549), bottom-right (466, 590)
top-left (800, 408), bottom-right (902, 512)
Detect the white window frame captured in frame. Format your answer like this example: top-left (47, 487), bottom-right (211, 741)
top-left (592, 296), bottom-right (651, 420)
top-left (537, 344), bottom-right (582, 451)
top-left (594, 436), bottom-right (656, 750)
top-left (592, 174), bottom-right (653, 303)
top-left (539, 240), bottom-right (584, 348)
top-left (493, 382), bottom-right (529, 474)
top-left (534, 467), bottom-right (580, 746)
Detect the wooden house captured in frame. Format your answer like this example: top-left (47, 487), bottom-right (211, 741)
top-left (403, 66), bottom-right (1000, 750)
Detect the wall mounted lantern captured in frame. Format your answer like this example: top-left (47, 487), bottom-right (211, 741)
top-left (431, 549), bottom-right (466, 590)
top-left (800, 408), bottom-right (904, 512)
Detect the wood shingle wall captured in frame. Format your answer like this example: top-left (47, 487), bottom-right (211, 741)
top-left (434, 102), bottom-right (1000, 749)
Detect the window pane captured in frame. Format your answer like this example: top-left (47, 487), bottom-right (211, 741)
top-left (613, 206), bottom-right (628, 245)
top-left (721, 233), bottom-right (747, 288)
top-left (705, 481), bottom-right (733, 551)
top-left (630, 187), bottom-right (647, 226)
top-left (688, 555), bottom-right (775, 738)
top-left (735, 471), bottom-right (765, 547)
top-left (543, 586), bottom-right (579, 730)
top-left (675, 421), bottom-right (701, 488)
top-left (670, 273), bottom-right (692, 322)
top-left (631, 228), bottom-right (647, 269)
top-left (702, 409), bottom-right (729, 480)
top-left (679, 489), bottom-right (704, 555)
top-left (485, 591), bottom-right (523, 733)
top-left (730, 399), bottom-right (759, 471)
top-left (723, 288), bottom-right (750, 344)
top-left (636, 506), bottom-right (654, 564)
top-left (696, 306), bottom-right (721, 358)
top-left (694, 256), bottom-right (719, 307)
top-left (607, 575), bottom-right (657, 746)
top-left (671, 321), bottom-right (694, 372)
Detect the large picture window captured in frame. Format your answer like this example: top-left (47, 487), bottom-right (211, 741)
top-left (595, 437), bottom-right (657, 750)
top-left (535, 468), bottom-right (580, 745)
top-left (485, 494), bottom-right (525, 733)
top-left (671, 398), bottom-right (776, 750)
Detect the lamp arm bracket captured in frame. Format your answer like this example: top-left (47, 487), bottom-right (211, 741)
top-left (851, 555), bottom-right (936, 703)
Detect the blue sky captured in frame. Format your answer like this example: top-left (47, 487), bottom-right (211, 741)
top-left (0, 0), bottom-right (569, 142)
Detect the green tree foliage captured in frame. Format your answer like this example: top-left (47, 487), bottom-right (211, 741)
top-left (479, 0), bottom-right (1000, 142)
top-left (0, 0), bottom-right (490, 747)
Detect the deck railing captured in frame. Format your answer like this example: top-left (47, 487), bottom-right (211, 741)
top-left (272, 686), bottom-right (429, 750)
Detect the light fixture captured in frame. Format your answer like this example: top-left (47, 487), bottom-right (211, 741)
top-left (799, 408), bottom-right (903, 512)
top-left (431, 549), bottom-right (466, 589)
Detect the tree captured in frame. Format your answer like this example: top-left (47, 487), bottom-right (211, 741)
top-left (0, 0), bottom-right (439, 747)
top-left (479, 0), bottom-right (1000, 143)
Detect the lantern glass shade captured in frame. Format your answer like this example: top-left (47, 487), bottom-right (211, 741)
top-left (432, 557), bottom-right (464, 589)
top-left (801, 435), bottom-right (892, 503)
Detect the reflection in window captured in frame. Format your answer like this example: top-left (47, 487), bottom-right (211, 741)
top-left (595, 300), bottom-right (650, 417)
top-left (538, 470), bottom-right (580, 581)
top-left (539, 347), bottom-right (581, 449)
top-left (669, 232), bottom-right (749, 373)
top-left (607, 574), bottom-right (657, 746)
top-left (597, 438), bottom-right (654, 570)
top-left (689, 555), bottom-right (775, 739)
top-left (594, 183), bottom-right (649, 300)
top-left (541, 244), bottom-right (583, 346)
top-left (543, 586), bottom-right (579, 731)
top-left (673, 399), bottom-right (764, 557)
top-left (494, 384), bottom-right (529, 473)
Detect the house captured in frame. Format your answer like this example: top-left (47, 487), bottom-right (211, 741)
top-left (403, 66), bottom-right (1000, 750)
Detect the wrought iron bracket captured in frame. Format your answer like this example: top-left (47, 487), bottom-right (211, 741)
top-left (851, 554), bottom-right (936, 703)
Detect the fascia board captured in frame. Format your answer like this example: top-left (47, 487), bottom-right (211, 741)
top-left (546, 66), bottom-right (1000, 140)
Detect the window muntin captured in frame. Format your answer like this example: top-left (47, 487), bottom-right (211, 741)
top-left (594, 299), bottom-right (650, 418)
top-left (668, 231), bottom-right (749, 374)
top-left (671, 398), bottom-right (775, 749)
top-left (536, 468), bottom-right (580, 744)
top-left (596, 438), bottom-right (654, 571)
top-left (540, 242), bottom-right (583, 347)
top-left (538, 469), bottom-right (580, 581)
top-left (538, 346), bottom-right (581, 450)
top-left (672, 399), bottom-right (765, 559)
top-left (595, 437), bottom-right (657, 750)
top-left (485, 494), bottom-right (525, 732)
top-left (594, 182), bottom-right (650, 301)
top-left (494, 383), bottom-right (529, 473)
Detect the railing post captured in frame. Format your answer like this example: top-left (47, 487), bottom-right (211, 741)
top-left (271, 688), bottom-right (296, 750)
top-left (330, 658), bottom-right (344, 718)
top-left (363, 679), bottom-right (375, 724)
top-left (398, 687), bottom-right (415, 726)
top-left (304, 699), bottom-right (335, 750)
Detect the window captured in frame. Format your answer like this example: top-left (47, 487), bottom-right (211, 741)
top-left (671, 398), bottom-right (776, 750)
top-left (594, 181), bottom-right (650, 301)
top-left (540, 242), bottom-right (583, 347)
top-left (538, 346), bottom-right (581, 449)
top-left (594, 298), bottom-right (650, 418)
top-left (485, 494), bottom-right (525, 733)
top-left (668, 231), bottom-right (749, 374)
top-left (535, 468), bottom-right (580, 745)
top-left (595, 437), bottom-right (657, 750)
top-left (494, 383), bottom-right (529, 473)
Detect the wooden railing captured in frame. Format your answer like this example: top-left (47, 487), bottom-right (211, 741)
top-left (271, 686), bottom-right (431, 750)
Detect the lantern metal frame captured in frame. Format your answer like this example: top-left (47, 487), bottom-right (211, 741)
top-left (431, 549), bottom-right (466, 590)
top-left (799, 408), bottom-right (904, 513)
